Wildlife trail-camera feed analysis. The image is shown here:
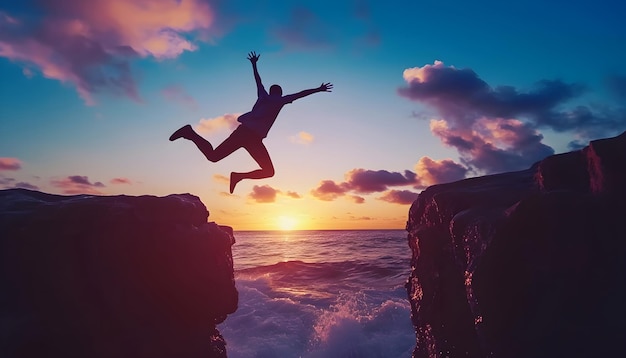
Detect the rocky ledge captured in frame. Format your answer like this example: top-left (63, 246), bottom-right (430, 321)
top-left (406, 132), bottom-right (626, 358)
top-left (0, 190), bottom-right (237, 358)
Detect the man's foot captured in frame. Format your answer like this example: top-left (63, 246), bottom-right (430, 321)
top-left (169, 124), bottom-right (193, 141)
top-left (230, 172), bottom-right (243, 194)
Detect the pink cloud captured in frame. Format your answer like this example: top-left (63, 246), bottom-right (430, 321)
top-left (429, 117), bottom-right (553, 174)
top-left (378, 190), bottom-right (419, 205)
top-left (248, 185), bottom-right (279, 203)
top-left (110, 177), bottom-right (132, 185)
top-left (310, 180), bottom-right (349, 201)
top-left (349, 215), bottom-right (373, 221)
top-left (349, 195), bottom-right (365, 204)
top-left (161, 84), bottom-right (197, 110)
top-left (51, 175), bottom-right (105, 194)
top-left (286, 191), bottom-right (301, 199)
top-left (289, 131), bottom-right (314, 145)
top-left (414, 156), bottom-right (468, 188)
top-left (398, 60), bottom-right (567, 173)
top-left (213, 174), bottom-right (230, 184)
top-left (196, 113), bottom-right (240, 134)
top-left (0, 157), bottom-right (21, 171)
top-left (402, 60), bottom-right (447, 83)
top-left (0, 0), bottom-right (216, 104)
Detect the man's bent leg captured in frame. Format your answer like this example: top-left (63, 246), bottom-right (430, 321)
top-left (230, 139), bottom-right (275, 193)
top-left (181, 126), bottom-right (244, 163)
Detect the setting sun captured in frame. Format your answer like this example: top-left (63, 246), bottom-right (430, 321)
top-left (277, 215), bottom-right (298, 231)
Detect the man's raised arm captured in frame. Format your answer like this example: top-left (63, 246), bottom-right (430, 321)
top-left (284, 82), bottom-right (333, 102)
top-left (247, 51), bottom-right (266, 97)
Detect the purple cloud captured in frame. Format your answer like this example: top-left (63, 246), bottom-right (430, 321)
top-left (344, 169), bottom-right (417, 193)
top-left (311, 162), bottom-right (467, 203)
top-left (0, 176), bottom-right (15, 186)
top-left (397, 61), bottom-right (607, 173)
top-left (400, 61), bottom-right (626, 158)
top-left (310, 180), bottom-right (348, 201)
top-left (0, 157), bottom-right (21, 171)
top-left (350, 195), bottom-right (365, 204)
top-left (378, 190), bottom-right (419, 205)
top-left (14, 181), bottom-right (39, 190)
top-left (110, 177), bottom-right (132, 185)
top-left (51, 175), bottom-right (105, 194)
top-left (399, 61), bottom-right (584, 128)
top-left (248, 185), bottom-right (279, 203)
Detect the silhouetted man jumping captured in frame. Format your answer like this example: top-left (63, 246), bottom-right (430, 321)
top-left (169, 51), bottom-right (333, 193)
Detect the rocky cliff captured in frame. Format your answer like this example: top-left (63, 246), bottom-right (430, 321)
top-left (0, 190), bottom-right (237, 358)
top-left (406, 132), bottom-right (626, 358)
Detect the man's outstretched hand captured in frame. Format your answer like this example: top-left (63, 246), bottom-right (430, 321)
top-left (318, 82), bottom-right (333, 92)
top-left (247, 51), bottom-right (260, 64)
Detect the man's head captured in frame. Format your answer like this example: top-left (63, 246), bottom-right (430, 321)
top-left (269, 84), bottom-right (282, 96)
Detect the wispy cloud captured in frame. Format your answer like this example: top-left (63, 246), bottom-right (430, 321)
top-left (271, 6), bottom-right (332, 50)
top-left (0, 173), bottom-right (39, 190)
top-left (289, 131), bottom-right (314, 145)
top-left (0, 176), bottom-right (15, 186)
top-left (213, 174), bottom-right (230, 184)
top-left (0, 0), bottom-right (216, 104)
top-left (14, 181), bottom-right (39, 190)
top-left (286, 191), bottom-right (301, 199)
top-left (51, 175), bottom-right (105, 194)
top-left (161, 84), bottom-right (197, 110)
top-left (110, 177), bottom-right (132, 185)
top-left (0, 157), bottom-right (21, 171)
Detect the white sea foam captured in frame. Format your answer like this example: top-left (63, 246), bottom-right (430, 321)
top-left (219, 230), bottom-right (414, 358)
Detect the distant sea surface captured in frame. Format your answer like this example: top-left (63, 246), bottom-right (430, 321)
top-left (219, 230), bottom-right (414, 358)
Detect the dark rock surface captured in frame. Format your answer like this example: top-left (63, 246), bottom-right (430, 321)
top-left (0, 189), bottom-right (237, 358)
top-left (406, 132), bottom-right (626, 358)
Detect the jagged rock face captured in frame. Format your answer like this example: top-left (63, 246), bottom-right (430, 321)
top-left (0, 190), bottom-right (237, 358)
top-left (406, 132), bottom-right (626, 358)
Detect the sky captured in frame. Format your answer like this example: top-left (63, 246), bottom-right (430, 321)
top-left (1, 0), bottom-right (625, 230)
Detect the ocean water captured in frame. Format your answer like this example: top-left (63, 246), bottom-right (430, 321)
top-left (218, 230), bottom-right (415, 358)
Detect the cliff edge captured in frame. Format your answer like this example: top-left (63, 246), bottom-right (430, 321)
top-left (406, 131), bottom-right (626, 357)
top-left (0, 189), bottom-right (237, 358)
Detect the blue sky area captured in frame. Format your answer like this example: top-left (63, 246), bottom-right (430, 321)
top-left (1, 0), bottom-right (625, 229)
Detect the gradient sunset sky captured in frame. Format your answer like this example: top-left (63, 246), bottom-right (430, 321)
top-left (1, 0), bottom-right (625, 230)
